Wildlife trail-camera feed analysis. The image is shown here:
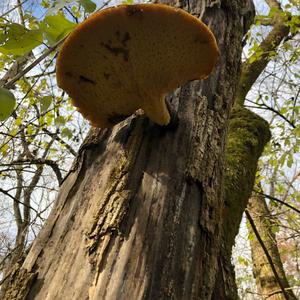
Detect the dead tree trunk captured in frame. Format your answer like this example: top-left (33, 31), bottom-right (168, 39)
top-left (2, 0), bottom-right (255, 299)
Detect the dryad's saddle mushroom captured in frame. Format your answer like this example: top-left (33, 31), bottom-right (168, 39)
top-left (56, 3), bottom-right (219, 127)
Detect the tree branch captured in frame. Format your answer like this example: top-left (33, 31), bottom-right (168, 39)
top-left (254, 190), bottom-right (300, 215)
top-left (16, 0), bottom-right (25, 25)
top-left (14, 168), bottom-right (23, 230)
top-left (265, 0), bottom-right (281, 9)
top-left (0, 188), bottom-right (41, 217)
top-left (256, 16), bottom-right (274, 26)
top-left (6, 158), bottom-right (63, 185)
top-left (42, 128), bottom-right (77, 157)
top-left (235, 2), bottom-right (290, 106)
top-left (0, 0), bottom-right (29, 19)
top-left (266, 287), bottom-right (299, 299)
top-left (23, 165), bottom-right (43, 232)
top-left (246, 97), bottom-right (296, 128)
top-left (0, 54), bottom-right (34, 88)
top-left (2, 38), bottom-right (65, 90)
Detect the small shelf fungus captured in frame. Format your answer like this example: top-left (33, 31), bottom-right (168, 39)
top-left (56, 3), bottom-right (219, 127)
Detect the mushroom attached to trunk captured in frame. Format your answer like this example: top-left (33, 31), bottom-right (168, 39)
top-left (56, 3), bottom-right (219, 127)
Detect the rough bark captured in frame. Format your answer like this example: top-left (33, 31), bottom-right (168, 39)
top-left (2, 0), bottom-right (253, 299)
top-left (248, 191), bottom-right (297, 300)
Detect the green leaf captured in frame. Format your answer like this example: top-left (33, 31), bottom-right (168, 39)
top-left (46, 112), bottom-right (54, 126)
top-left (122, 0), bottom-right (134, 4)
top-left (293, 127), bottom-right (300, 137)
top-left (237, 256), bottom-right (249, 266)
top-left (40, 14), bottom-right (76, 45)
top-left (248, 231), bottom-right (255, 241)
top-left (15, 117), bottom-right (22, 126)
top-left (41, 0), bottom-right (50, 8)
top-left (284, 139), bottom-right (290, 147)
top-left (47, 0), bottom-right (72, 14)
top-left (280, 106), bottom-right (288, 114)
top-left (54, 116), bottom-right (66, 127)
top-left (80, 0), bottom-right (96, 13)
top-left (0, 143), bottom-right (8, 156)
top-left (61, 127), bottom-right (73, 139)
top-left (9, 129), bottom-right (17, 137)
top-left (279, 153), bottom-right (287, 166)
top-left (0, 32), bottom-right (6, 44)
top-left (271, 225), bottom-right (279, 234)
top-left (27, 124), bottom-right (34, 135)
top-left (287, 153), bottom-right (293, 168)
top-left (0, 87), bottom-right (16, 121)
top-left (40, 96), bottom-right (52, 113)
top-left (0, 23), bottom-right (43, 56)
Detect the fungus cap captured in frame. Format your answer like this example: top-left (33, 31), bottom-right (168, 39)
top-left (56, 3), bottom-right (219, 127)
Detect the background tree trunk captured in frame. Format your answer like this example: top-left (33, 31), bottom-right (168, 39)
top-left (2, 0), bottom-right (255, 299)
top-left (248, 190), bottom-right (297, 300)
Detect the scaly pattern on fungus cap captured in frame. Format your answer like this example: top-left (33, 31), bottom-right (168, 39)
top-left (56, 3), bottom-right (219, 127)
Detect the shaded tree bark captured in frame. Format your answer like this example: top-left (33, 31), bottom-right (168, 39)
top-left (247, 189), bottom-right (297, 300)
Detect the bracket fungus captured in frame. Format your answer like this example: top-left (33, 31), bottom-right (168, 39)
top-left (56, 3), bottom-right (219, 127)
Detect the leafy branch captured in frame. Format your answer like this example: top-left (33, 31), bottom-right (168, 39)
top-left (236, 0), bottom-right (292, 106)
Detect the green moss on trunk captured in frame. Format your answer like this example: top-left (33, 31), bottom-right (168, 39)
top-left (213, 107), bottom-right (271, 300)
top-left (224, 106), bottom-right (271, 249)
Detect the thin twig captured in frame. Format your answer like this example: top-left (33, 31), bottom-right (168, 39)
top-left (254, 190), bottom-right (300, 215)
top-left (42, 128), bottom-right (77, 156)
top-left (5, 158), bottom-right (63, 184)
top-left (3, 38), bottom-right (66, 90)
top-left (0, 0), bottom-right (29, 19)
top-left (0, 187), bottom-right (41, 216)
